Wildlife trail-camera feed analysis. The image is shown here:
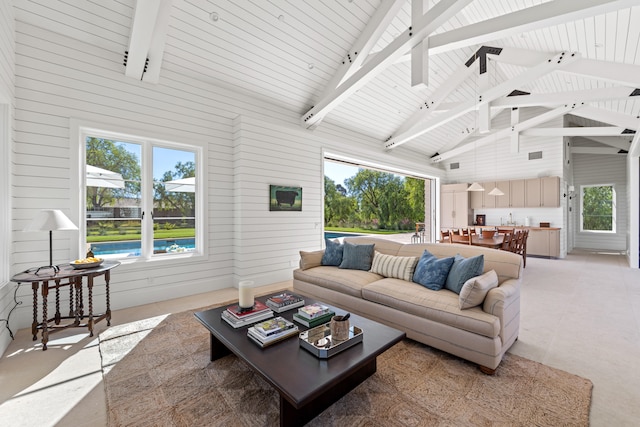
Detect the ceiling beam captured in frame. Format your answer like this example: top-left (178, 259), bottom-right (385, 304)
top-left (384, 51), bottom-right (581, 150)
top-left (571, 106), bottom-right (640, 131)
top-left (491, 87), bottom-right (639, 108)
top-left (322, 0), bottom-right (404, 96)
top-left (561, 59), bottom-right (640, 87)
top-left (579, 136), bottom-right (633, 150)
top-left (300, 0), bottom-right (473, 129)
top-left (571, 147), bottom-right (627, 155)
top-left (125, 0), bottom-right (174, 82)
top-left (630, 126), bottom-right (640, 157)
top-left (522, 127), bottom-right (631, 136)
top-left (426, 0), bottom-right (638, 56)
top-left (431, 105), bottom-right (579, 163)
top-left (411, 0), bottom-right (429, 88)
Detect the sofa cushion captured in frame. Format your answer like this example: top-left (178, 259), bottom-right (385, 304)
top-left (445, 254), bottom-right (485, 294)
top-left (293, 266), bottom-right (383, 298)
top-left (362, 278), bottom-right (500, 338)
top-left (299, 250), bottom-right (324, 270)
top-left (321, 239), bottom-right (344, 266)
top-left (459, 270), bottom-right (499, 310)
top-left (370, 251), bottom-right (418, 281)
top-left (412, 250), bottom-right (455, 291)
top-left (339, 242), bottom-right (375, 271)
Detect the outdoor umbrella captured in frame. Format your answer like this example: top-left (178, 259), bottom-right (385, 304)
top-left (86, 165), bottom-right (125, 189)
top-left (164, 177), bottom-right (195, 193)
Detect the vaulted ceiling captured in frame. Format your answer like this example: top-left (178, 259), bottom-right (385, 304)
top-left (15, 0), bottom-right (640, 161)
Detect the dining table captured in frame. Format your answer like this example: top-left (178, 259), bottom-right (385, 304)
top-left (449, 234), bottom-right (504, 249)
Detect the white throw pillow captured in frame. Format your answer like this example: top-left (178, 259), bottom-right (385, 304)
top-left (458, 270), bottom-right (499, 310)
top-left (369, 251), bottom-right (418, 281)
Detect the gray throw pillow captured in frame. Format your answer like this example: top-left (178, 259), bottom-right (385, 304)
top-left (338, 242), bottom-right (375, 270)
top-left (321, 239), bottom-right (343, 266)
top-left (445, 254), bottom-right (485, 294)
top-left (412, 249), bottom-right (455, 290)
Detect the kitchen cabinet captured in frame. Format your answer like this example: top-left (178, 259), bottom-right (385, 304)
top-left (495, 181), bottom-right (510, 208)
top-left (526, 177), bottom-right (560, 207)
top-left (527, 228), bottom-right (560, 257)
top-left (470, 181), bottom-right (496, 209)
top-left (509, 179), bottom-right (525, 207)
top-left (441, 184), bottom-right (471, 229)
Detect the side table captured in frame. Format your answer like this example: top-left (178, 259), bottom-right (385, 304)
top-left (11, 260), bottom-right (120, 350)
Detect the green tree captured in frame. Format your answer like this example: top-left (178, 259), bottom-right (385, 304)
top-left (583, 185), bottom-right (613, 230)
top-left (404, 177), bottom-right (425, 222)
top-left (324, 176), bottom-right (356, 226)
top-left (155, 161), bottom-right (196, 217)
top-left (86, 137), bottom-right (140, 209)
top-left (345, 169), bottom-right (410, 228)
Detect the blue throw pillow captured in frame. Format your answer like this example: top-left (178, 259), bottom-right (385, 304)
top-left (445, 254), bottom-right (485, 294)
top-left (412, 250), bottom-right (455, 291)
top-left (321, 239), bottom-right (344, 266)
top-left (338, 242), bottom-right (375, 270)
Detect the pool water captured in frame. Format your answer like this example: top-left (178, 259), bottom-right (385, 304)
top-left (91, 238), bottom-right (195, 256)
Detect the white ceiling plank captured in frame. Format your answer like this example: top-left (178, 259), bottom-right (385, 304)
top-left (561, 57), bottom-right (640, 87)
top-left (300, 0), bottom-right (474, 129)
top-left (523, 126), bottom-right (628, 136)
top-left (572, 105), bottom-right (640, 130)
top-left (426, 0), bottom-right (638, 55)
top-left (385, 51), bottom-right (581, 150)
top-left (431, 104), bottom-right (581, 163)
top-left (125, 0), bottom-right (163, 80)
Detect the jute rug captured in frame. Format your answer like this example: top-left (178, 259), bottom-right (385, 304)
top-left (99, 304), bottom-right (592, 426)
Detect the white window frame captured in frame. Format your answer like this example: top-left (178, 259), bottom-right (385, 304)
top-left (579, 183), bottom-right (616, 234)
top-left (71, 120), bottom-right (206, 263)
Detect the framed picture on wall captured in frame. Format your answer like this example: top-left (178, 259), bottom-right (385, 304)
top-left (475, 214), bottom-right (486, 226)
top-left (269, 185), bottom-right (302, 211)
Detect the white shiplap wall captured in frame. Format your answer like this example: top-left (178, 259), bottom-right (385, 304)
top-left (572, 152), bottom-right (628, 251)
top-left (3, 18), bottom-right (446, 355)
top-left (0, 0), bottom-right (16, 355)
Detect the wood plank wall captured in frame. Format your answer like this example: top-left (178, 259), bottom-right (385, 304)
top-left (2, 19), bottom-right (443, 352)
top-left (0, 0), bottom-right (16, 357)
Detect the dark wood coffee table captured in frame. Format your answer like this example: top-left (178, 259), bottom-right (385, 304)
top-left (194, 295), bottom-right (405, 426)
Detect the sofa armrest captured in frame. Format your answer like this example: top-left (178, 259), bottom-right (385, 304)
top-left (483, 279), bottom-right (520, 346)
top-left (299, 249), bottom-right (325, 270)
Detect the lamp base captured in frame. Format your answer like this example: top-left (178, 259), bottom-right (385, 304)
top-left (34, 265), bottom-right (59, 275)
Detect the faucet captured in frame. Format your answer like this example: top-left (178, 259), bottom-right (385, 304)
top-left (509, 212), bottom-right (513, 225)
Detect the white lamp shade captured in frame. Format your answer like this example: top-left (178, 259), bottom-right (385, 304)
top-left (467, 182), bottom-right (485, 192)
top-left (488, 187), bottom-right (505, 196)
top-left (24, 209), bottom-right (78, 232)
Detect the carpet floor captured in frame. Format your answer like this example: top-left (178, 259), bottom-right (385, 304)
top-left (99, 305), bottom-right (592, 426)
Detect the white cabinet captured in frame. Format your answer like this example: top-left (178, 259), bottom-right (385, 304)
top-left (441, 184), bottom-right (471, 229)
top-left (510, 179), bottom-right (525, 207)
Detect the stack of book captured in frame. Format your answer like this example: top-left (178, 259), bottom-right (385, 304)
top-left (221, 300), bottom-right (274, 328)
top-left (247, 317), bottom-right (299, 348)
top-left (292, 303), bottom-right (336, 328)
top-left (265, 291), bottom-right (305, 313)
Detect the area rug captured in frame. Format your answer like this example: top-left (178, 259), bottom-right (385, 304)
top-left (99, 305), bottom-right (592, 426)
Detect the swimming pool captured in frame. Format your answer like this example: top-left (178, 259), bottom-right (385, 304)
top-left (324, 232), bottom-right (362, 239)
top-left (91, 238), bottom-right (195, 256)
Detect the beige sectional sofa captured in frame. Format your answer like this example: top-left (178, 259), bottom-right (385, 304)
top-left (293, 236), bottom-right (523, 373)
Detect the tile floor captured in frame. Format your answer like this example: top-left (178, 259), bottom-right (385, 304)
top-left (0, 251), bottom-right (639, 426)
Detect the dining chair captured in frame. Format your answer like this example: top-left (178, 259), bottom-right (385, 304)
top-left (497, 227), bottom-right (515, 235)
top-left (514, 229), bottom-right (529, 267)
top-left (500, 232), bottom-right (512, 251)
top-left (440, 229), bottom-right (452, 243)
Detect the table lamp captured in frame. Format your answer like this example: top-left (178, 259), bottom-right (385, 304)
top-left (24, 209), bottom-right (78, 274)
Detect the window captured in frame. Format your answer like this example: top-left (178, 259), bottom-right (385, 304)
top-left (580, 184), bottom-right (615, 233)
top-left (82, 131), bottom-right (202, 260)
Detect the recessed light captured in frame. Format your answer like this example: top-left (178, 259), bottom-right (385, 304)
top-left (595, 42), bottom-right (603, 48)
top-left (278, 14), bottom-right (285, 22)
top-left (210, 12), bottom-right (219, 22)
top-left (308, 63), bottom-right (314, 69)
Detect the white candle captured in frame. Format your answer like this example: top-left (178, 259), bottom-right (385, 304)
top-left (238, 280), bottom-right (254, 308)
